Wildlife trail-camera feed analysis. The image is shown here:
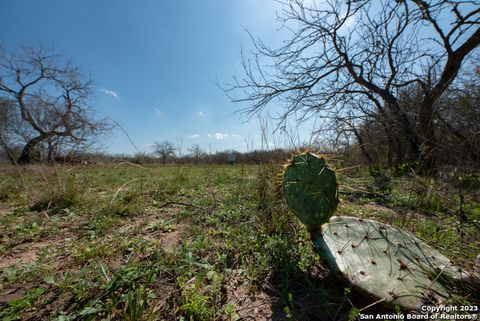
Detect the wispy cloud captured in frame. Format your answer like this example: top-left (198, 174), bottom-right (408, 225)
top-left (197, 111), bottom-right (205, 118)
top-left (187, 134), bottom-right (200, 138)
top-left (338, 12), bottom-right (357, 33)
top-left (154, 108), bottom-right (166, 118)
top-left (344, 15), bottom-right (356, 28)
top-left (100, 88), bottom-right (119, 99)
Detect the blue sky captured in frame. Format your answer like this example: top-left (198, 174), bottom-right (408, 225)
top-left (1, 0), bottom-right (316, 155)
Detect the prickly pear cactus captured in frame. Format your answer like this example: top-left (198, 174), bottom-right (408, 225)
top-left (313, 216), bottom-right (463, 311)
top-left (282, 152), bottom-right (338, 230)
top-left (281, 152), bottom-right (465, 311)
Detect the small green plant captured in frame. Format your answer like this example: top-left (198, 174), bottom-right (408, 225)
top-left (72, 240), bottom-right (112, 263)
top-left (368, 164), bottom-right (392, 194)
top-left (124, 286), bottom-right (150, 321)
top-left (0, 287), bottom-right (45, 320)
top-left (348, 307), bottom-right (360, 321)
top-left (224, 303), bottom-right (239, 321)
top-left (180, 283), bottom-right (214, 321)
top-left (455, 172), bottom-right (480, 190)
top-left (146, 219), bottom-right (175, 233)
top-left (391, 161), bottom-right (418, 177)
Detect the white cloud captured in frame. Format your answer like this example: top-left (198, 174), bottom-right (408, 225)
top-left (187, 134), bottom-right (200, 138)
top-left (208, 132), bottom-right (237, 140)
top-left (100, 89), bottom-right (119, 99)
top-left (197, 111), bottom-right (205, 118)
top-left (214, 133), bottom-right (228, 140)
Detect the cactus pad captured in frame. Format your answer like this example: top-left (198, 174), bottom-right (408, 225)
top-left (313, 216), bottom-right (462, 311)
top-left (282, 152), bottom-right (338, 229)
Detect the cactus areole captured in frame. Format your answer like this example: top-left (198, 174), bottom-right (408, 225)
top-left (282, 152), bottom-right (338, 230)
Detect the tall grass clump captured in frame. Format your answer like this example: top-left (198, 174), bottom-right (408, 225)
top-left (30, 169), bottom-right (85, 214)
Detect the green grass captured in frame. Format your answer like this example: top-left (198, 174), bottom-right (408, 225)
top-left (0, 163), bottom-right (478, 320)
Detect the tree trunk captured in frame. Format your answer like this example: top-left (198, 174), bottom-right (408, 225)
top-left (47, 140), bottom-right (55, 164)
top-left (418, 101), bottom-right (438, 176)
top-left (384, 126), bottom-right (395, 167)
top-left (0, 138), bottom-right (17, 165)
top-left (387, 102), bottom-right (421, 161)
top-left (377, 108), bottom-right (402, 166)
top-left (395, 136), bottom-right (404, 164)
top-left (351, 128), bottom-right (374, 163)
top-left (17, 136), bottom-right (44, 164)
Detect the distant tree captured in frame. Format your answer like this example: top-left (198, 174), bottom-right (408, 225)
top-left (0, 45), bottom-right (110, 164)
top-left (226, 0), bottom-right (480, 175)
top-left (188, 144), bottom-right (205, 164)
top-left (152, 140), bottom-right (175, 165)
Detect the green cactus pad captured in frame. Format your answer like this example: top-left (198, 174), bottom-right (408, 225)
top-left (313, 216), bottom-right (463, 311)
top-left (283, 152), bottom-right (338, 230)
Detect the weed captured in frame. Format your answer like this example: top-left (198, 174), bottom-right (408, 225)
top-left (454, 172), bottom-right (480, 190)
top-left (368, 164), bottom-right (392, 195)
top-left (0, 287), bottom-right (45, 320)
top-left (72, 239), bottom-right (113, 263)
top-left (391, 161), bottom-right (418, 177)
top-left (0, 177), bottom-right (22, 202)
top-left (224, 303), bottom-right (239, 321)
top-left (30, 171), bottom-right (84, 213)
top-left (146, 219), bottom-right (175, 232)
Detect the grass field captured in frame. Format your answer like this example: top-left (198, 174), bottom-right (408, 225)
top-left (0, 162), bottom-right (479, 320)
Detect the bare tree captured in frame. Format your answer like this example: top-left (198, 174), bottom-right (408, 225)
top-left (225, 0), bottom-right (480, 175)
top-left (0, 45), bottom-right (110, 164)
top-left (188, 144), bottom-right (205, 164)
top-left (152, 140), bottom-right (176, 165)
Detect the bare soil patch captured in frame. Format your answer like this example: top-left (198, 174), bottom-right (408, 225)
top-left (0, 240), bottom-right (50, 268)
top-left (225, 277), bottom-right (287, 321)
